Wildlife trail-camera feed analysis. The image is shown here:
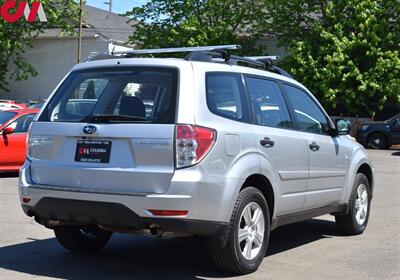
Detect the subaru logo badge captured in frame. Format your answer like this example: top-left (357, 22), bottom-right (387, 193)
top-left (83, 125), bottom-right (97, 135)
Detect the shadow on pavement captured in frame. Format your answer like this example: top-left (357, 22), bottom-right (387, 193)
top-left (391, 151), bottom-right (400, 156)
top-left (268, 218), bottom-right (337, 256)
top-left (0, 172), bottom-right (18, 178)
top-left (0, 219), bottom-right (338, 279)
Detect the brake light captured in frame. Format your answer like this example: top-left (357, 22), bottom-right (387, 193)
top-left (26, 122), bottom-right (34, 159)
top-left (176, 124), bottom-right (216, 168)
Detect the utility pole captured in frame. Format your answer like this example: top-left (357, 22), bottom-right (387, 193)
top-left (105, 0), bottom-right (112, 18)
top-left (77, 0), bottom-right (84, 63)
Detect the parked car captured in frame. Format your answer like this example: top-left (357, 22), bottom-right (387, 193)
top-left (19, 45), bottom-right (374, 275)
top-left (0, 108), bottom-right (39, 172)
top-left (357, 113), bottom-right (400, 149)
top-left (0, 100), bottom-right (28, 111)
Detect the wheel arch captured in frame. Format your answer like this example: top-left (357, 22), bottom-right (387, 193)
top-left (345, 148), bottom-right (374, 204)
top-left (241, 174), bottom-right (275, 222)
top-left (357, 163), bottom-right (374, 196)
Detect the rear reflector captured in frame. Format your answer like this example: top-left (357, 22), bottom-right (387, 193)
top-left (22, 197), bottom-right (31, 204)
top-left (148, 209), bottom-right (188, 216)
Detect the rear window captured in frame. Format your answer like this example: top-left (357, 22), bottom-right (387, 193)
top-left (40, 67), bottom-right (178, 124)
top-left (0, 111), bottom-right (17, 126)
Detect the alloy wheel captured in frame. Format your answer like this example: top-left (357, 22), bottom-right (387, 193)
top-left (355, 184), bottom-right (369, 225)
top-left (238, 202), bottom-right (265, 260)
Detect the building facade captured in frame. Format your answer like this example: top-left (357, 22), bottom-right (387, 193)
top-left (0, 5), bottom-right (133, 101)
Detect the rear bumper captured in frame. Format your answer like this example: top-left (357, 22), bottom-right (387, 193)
top-left (22, 197), bottom-right (226, 236)
top-left (19, 161), bottom-right (242, 234)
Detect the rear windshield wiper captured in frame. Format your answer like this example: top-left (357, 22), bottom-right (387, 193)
top-left (83, 114), bottom-right (148, 123)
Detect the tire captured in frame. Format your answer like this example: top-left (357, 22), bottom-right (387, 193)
top-left (368, 132), bottom-right (387, 149)
top-left (54, 225), bottom-right (112, 253)
top-left (335, 174), bottom-right (371, 235)
top-left (210, 187), bottom-right (270, 275)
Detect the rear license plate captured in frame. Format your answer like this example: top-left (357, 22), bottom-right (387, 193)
top-left (75, 140), bottom-right (112, 163)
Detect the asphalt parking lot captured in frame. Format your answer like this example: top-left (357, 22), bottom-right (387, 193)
top-left (0, 149), bottom-right (399, 280)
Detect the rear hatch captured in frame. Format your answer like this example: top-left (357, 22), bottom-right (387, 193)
top-left (29, 66), bottom-right (178, 195)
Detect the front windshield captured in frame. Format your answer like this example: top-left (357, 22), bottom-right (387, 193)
top-left (0, 111), bottom-right (17, 126)
top-left (386, 113), bottom-right (400, 123)
top-left (40, 67), bottom-right (178, 124)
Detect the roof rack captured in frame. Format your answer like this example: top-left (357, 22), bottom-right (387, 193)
top-left (102, 44), bottom-right (292, 78)
top-left (111, 44), bottom-right (241, 56)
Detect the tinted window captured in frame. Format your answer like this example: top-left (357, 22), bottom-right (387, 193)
top-left (246, 77), bottom-right (291, 128)
top-left (206, 73), bottom-right (247, 121)
top-left (0, 111), bottom-right (17, 126)
top-left (394, 117), bottom-right (400, 127)
top-left (388, 114), bottom-right (400, 126)
top-left (42, 67), bottom-right (178, 124)
top-left (7, 114), bottom-right (36, 133)
top-left (283, 84), bottom-right (329, 135)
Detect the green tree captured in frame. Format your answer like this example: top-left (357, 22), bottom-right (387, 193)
top-left (268, 0), bottom-right (400, 116)
top-left (0, 0), bottom-right (80, 91)
top-left (125, 0), bottom-right (269, 55)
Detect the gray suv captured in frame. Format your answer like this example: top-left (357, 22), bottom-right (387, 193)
top-left (19, 45), bottom-right (373, 274)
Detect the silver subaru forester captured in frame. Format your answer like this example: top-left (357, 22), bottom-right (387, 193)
top-left (19, 45), bottom-right (373, 274)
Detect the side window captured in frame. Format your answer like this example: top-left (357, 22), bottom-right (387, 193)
top-left (246, 77), bottom-right (291, 128)
top-left (7, 114), bottom-right (36, 133)
top-left (206, 73), bottom-right (247, 122)
top-left (283, 84), bottom-right (329, 135)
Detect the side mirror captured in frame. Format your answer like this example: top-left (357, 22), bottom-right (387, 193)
top-left (2, 127), bottom-right (14, 135)
top-left (335, 118), bottom-right (352, 135)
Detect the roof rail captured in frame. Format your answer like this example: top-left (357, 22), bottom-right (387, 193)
top-left (245, 56), bottom-right (280, 61)
top-left (111, 44), bottom-right (241, 56)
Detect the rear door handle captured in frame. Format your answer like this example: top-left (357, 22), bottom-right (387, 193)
top-left (309, 142), bottom-right (320, 151)
top-left (260, 137), bottom-right (275, 148)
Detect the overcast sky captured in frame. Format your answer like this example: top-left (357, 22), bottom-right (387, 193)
top-left (85, 0), bottom-right (148, 14)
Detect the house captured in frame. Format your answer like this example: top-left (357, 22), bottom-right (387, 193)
top-left (0, 5), bottom-right (134, 101)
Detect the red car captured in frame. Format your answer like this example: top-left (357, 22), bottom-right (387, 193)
top-left (0, 108), bottom-right (39, 172)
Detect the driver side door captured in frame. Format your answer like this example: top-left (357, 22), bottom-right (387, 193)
top-left (390, 116), bottom-right (400, 144)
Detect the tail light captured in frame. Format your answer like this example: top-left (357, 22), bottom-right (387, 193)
top-left (175, 124), bottom-right (216, 169)
top-left (26, 122), bottom-right (34, 160)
